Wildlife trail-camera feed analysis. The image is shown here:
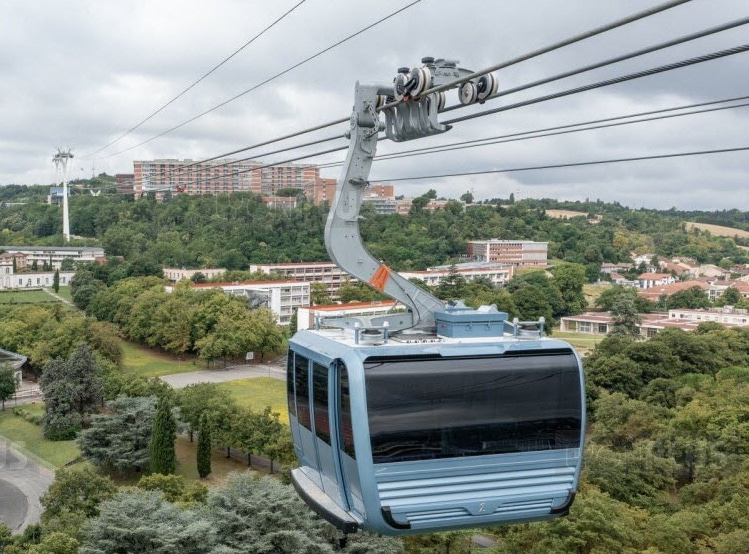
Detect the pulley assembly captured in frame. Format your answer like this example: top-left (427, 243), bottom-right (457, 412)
top-left (378, 57), bottom-right (499, 141)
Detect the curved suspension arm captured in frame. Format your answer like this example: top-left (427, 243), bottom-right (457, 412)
top-left (324, 82), bottom-right (445, 331)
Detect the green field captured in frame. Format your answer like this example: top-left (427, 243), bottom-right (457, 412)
top-left (0, 404), bottom-right (80, 469)
top-left (0, 289), bottom-right (60, 304)
top-left (121, 342), bottom-right (200, 378)
top-left (217, 377), bottom-right (288, 425)
top-left (56, 286), bottom-right (73, 302)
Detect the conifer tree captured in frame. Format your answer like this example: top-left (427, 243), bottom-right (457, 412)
top-left (150, 396), bottom-right (176, 475)
top-left (197, 412), bottom-right (211, 479)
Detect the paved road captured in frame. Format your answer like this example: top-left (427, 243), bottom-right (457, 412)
top-left (159, 363), bottom-right (286, 389)
top-left (0, 443), bottom-right (54, 533)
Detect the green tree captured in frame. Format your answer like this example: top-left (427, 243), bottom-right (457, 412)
top-left (78, 396), bottom-right (157, 473)
top-left (40, 467), bottom-right (117, 522)
top-left (53, 269), bottom-right (60, 293)
top-left (0, 364), bottom-right (17, 410)
top-left (150, 396), bottom-right (176, 475)
top-left (610, 295), bottom-right (643, 338)
top-left (78, 490), bottom-right (215, 554)
top-left (40, 343), bottom-right (104, 440)
top-left (550, 262), bottom-right (588, 315)
top-left (512, 284), bottom-right (554, 330)
top-left (197, 412), bottom-right (211, 479)
top-left (666, 286), bottom-right (711, 310)
top-left (174, 382), bottom-right (235, 443)
top-left (310, 282), bottom-right (332, 305)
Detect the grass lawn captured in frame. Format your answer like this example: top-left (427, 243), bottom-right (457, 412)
top-left (0, 404), bottom-right (80, 469)
top-left (0, 289), bottom-right (60, 304)
top-left (583, 283), bottom-right (611, 306)
top-left (56, 286), bottom-right (73, 302)
top-left (553, 330), bottom-right (605, 357)
top-left (121, 342), bottom-right (200, 378)
top-left (217, 378), bottom-right (289, 425)
top-left (174, 436), bottom-right (250, 484)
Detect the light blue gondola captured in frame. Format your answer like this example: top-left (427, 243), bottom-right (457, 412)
top-left (287, 59), bottom-right (585, 535)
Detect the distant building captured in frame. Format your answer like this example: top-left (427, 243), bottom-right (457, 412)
top-left (467, 239), bottom-right (548, 267)
top-left (637, 280), bottom-right (708, 302)
top-left (296, 301), bottom-right (398, 331)
top-left (0, 246), bottom-right (105, 269)
top-left (47, 186), bottom-right (66, 206)
top-left (1, 270), bottom-right (75, 290)
top-left (637, 273), bottom-right (676, 289)
top-left (400, 262), bottom-right (514, 288)
top-left (560, 306), bottom-right (749, 339)
top-left (166, 280), bottom-right (311, 326)
top-left (163, 267), bottom-right (227, 283)
top-left (133, 158), bottom-right (322, 198)
top-left (115, 173), bottom-right (135, 195)
top-left (250, 262), bottom-right (354, 300)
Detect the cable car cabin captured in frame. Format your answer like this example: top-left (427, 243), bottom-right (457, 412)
top-left (287, 310), bottom-right (585, 536)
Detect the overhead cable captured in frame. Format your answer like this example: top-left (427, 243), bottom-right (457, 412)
top-left (376, 146), bottom-right (749, 183)
top-left (444, 44), bottom-right (749, 125)
top-left (98, 0), bottom-right (423, 160)
top-left (101, 0), bottom-right (690, 170)
top-left (315, 96), bottom-right (749, 168)
top-left (83, 0), bottom-right (308, 159)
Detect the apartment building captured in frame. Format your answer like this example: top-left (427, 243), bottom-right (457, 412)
top-left (0, 246), bottom-right (105, 269)
top-left (400, 262), bottom-right (514, 288)
top-left (1, 271), bottom-right (75, 291)
top-left (296, 301), bottom-right (399, 331)
top-left (163, 267), bottom-right (227, 283)
top-left (166, 280), bottom-right (311, 326)
top-left (467, 239), bottom-right (548, 267)
top-left (133, 158), bottom-right (260, 197)
top-left (249, 262), bottom-right (354, 299)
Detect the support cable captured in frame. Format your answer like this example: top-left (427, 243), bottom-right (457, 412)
top-left (97, 0), bottom-right (422, 160)
top-left (444, 44), bottom-right (749, 125)
top-left (377, 146), bottom-right (749, 183)
top-left (83, 0), bottom-right (308, 159)
top-left (311, 97), bottom-right (749, 168)
top-left (442, 15), bottom-right (749, 114)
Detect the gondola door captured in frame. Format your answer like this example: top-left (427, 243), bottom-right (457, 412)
top-left (311, 361), bottom-right (346, 507)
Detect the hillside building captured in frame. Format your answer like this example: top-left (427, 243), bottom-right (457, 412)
top-left (467, 239), bottom-right (548, 267)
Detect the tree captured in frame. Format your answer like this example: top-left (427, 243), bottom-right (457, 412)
top-left (610, 295), bottom-right (643, 338)
top-left (460, 191), bottom-right (474, 204)
top-left (150, 396), bottom-right (176, 475)
top-left (550, 262), bottom-right (588, 315)
top-left (666, 286), bottom-right (711, 310)
top-left (53, 269), bottom-right (60, 293)
top-left (310, 282), bottom-right (332, 305)
top-left (40, 467), bottom-right (117, 522)
top-left (0, 364), bottom-right (17, 410)
top-left (78, 396), bottom-right (157, 473)
top-left (197, 412), bottom-right (211, 479)
top-left (40, 342), bottom-right (104, 439)
top-left (78, 490), bottom-right (216, 554)
top-left (512, 284), bottom-right (554, 331)
top-left (175, 383), bottom-right (236, 442)
top-left (717, 286), bottom-right (741, 306)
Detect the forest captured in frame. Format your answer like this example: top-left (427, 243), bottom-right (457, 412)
top-left (1, 183), bottom-right (748, 277)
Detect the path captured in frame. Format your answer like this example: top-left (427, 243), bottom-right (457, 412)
top-left (159, 362), bottom-right (285, 389)
top-left (0, 443), bottom-right (54, 533)
top-left (41, 288), bottom-right (74, 307)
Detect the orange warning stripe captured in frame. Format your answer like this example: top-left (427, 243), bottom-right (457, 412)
top-left (368, 265), bottom-right (391, 292)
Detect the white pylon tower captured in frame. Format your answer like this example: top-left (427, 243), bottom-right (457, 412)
top-left (52, 149), bottom-right (74, 242)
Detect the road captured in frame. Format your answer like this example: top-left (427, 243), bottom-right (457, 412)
top-left (0, 443), bottom-right (54, 533)
top-left (159, 363), bottom-right (286, 389)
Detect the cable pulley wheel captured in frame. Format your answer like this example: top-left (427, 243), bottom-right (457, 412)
top-left (409, 67), bottom-right (432, 97)
top-left (476, 72), bottom-right (499, 101)
top-left (393, 72), bottom-right (410, 101)
top-left (458, 81), bottom-right (478, 105)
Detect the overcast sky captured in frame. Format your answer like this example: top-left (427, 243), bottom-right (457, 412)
top-left (1, 0), bottom-right (748, 210)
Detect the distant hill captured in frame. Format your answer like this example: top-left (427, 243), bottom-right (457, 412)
top-left (685, 222), bottom-right (749, 239)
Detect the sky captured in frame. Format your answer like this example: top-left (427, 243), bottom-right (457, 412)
top-left (1, 0), bottom-right (748, 210)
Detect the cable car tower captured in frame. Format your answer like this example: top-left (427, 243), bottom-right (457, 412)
top-left (287, 59), bottom-right (585, 536)
top-left (52, 149), bottom-right (74, 242)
